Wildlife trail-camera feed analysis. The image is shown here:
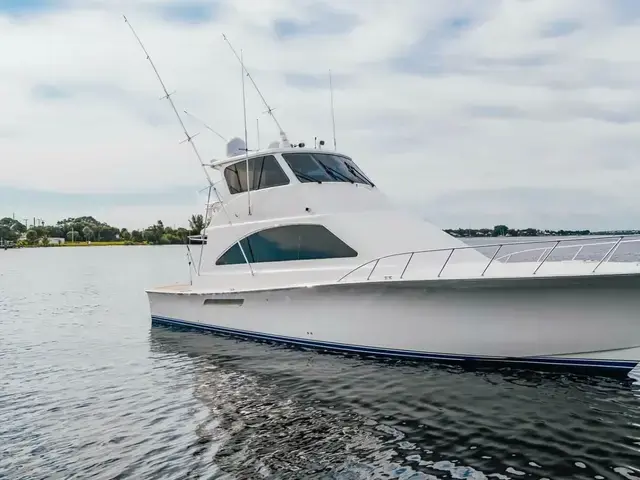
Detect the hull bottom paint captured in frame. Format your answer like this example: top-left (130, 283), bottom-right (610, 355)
top-left (150, 315), bottom-right (638, 376)
top-left (147, 276), bottom-right (640, 376)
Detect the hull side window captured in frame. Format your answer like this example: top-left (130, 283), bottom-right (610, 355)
top-left (224, 155), bottom-right (290, 194)
top-left (216, 225), bottom-right (358, 265)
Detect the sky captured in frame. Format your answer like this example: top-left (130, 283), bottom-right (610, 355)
top-left (2, 0), bottom-right (640, 230)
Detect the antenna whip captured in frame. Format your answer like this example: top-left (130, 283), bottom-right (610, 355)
top-left (222, 33), bottom-right (289, 146)
top-left (330, 69), bottom-right (337, 150)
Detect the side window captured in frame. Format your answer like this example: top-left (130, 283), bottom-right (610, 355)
top-left (224, 155), bottom-right (290, 194)
top-left (216, 225), bottom-right (358, 265)
top-left (224, 163), bottom-right (243, 194)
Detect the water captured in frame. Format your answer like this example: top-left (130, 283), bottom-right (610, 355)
top-left (1, 244), bottom-right (640, 479)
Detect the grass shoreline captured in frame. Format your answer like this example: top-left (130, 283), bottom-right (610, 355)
top-left (6, 241), bottom-right (153, 248)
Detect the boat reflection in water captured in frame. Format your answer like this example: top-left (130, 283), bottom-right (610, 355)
top-left (148, 326), bottom-right (640, 479)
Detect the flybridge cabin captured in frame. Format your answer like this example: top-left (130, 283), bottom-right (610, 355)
top-left (193, 138), bottom-right (390, 283)
top-left (210, 138), bottom-right (376, 199)
top-left (191, 137), bottom-right (487, 286)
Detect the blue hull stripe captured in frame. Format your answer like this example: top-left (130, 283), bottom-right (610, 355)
top-left (150, 315), bottom-right (638, 371)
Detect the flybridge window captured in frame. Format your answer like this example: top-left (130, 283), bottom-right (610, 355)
top-left (224, 155), bottom-right (290, 194)
top-left (282, 153), bottom-right (374, 187)
top-left (216, 224), bottom-right (358, 265)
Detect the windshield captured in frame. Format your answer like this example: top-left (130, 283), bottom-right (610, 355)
top-left (281, 153), bottom-right (374, 187)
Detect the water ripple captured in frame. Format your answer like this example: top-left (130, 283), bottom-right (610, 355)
top-left (1, 246), bottom-right (640, 479)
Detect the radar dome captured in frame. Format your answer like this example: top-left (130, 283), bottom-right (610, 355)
top-left (226, 137), bottom-right (246, 157)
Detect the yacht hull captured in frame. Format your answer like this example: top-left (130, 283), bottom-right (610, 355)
top-left (147, 273), bottom-right (640, 374)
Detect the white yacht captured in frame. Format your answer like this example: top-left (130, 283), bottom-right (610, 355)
top-left (124, 18), bottom-right (640, 375)
top-left (147, 137), bottom-right (640, 375)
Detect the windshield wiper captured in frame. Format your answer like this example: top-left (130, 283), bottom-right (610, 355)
top-left (316, 160), bottom-right (355, 183)
top-left (345, 164), bottom-right (373, 187)
top-left (292, 170), bottom-right (322, 183)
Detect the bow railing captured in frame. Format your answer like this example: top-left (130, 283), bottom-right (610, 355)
top-left (337, 235), bottom-right (640, 283)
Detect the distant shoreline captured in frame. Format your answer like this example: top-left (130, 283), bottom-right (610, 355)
top-left (443, 227), bottom-right (639, 238)
top-left (2, 241), bottom-right (149, 249)
top-left (0, 215), bottom-right (208, 248)
top-left (3, 215), bottom-right (639, 250)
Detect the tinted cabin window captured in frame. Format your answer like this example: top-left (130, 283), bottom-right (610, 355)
top-left (224, 155), bottom-right (290, 194)
top-left (281, 153), bottom-right (333, 183)
top-left (216, 224), bottom-right (358, 265)
top-left (281, 153), bottom-right (374, 186)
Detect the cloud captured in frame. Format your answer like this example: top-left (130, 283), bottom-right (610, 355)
top-left (540, 19), bottom-right (581, 38)
top-left (272, 4), bottom-right (358, 39)
top-left (31, 83), bottom-right (73, 100)
top-left (284, 72), bottom-right (352, 90)
top-left (158, 1), bottom-right (220, 24)
top-left (2, 0), bottom-right (640, 229)
top-left (424, 187), bottom-right (637, 230)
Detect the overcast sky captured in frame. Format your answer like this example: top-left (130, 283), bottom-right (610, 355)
top-left (2, 0), bottom-right (640, 230)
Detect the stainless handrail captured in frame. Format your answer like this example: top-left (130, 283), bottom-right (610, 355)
top-left (481, 245), bottom-right (502, 277)
top-left (337, 234), bottom-right (640, 283)
top-left (496, 237), bottom-right (633, 263)
top-left (437, 249), bottom-right (455, 278)
top-left (399, 252), bottom-right (414, 279)
top-left (532, 240), bottom-right (560, 275)
top-left (592, 236), bottom-right (624, 273)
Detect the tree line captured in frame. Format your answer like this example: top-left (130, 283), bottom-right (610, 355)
top-left (444, 225), bottom-right (639, 238)
top-left (0, 214), bottom-right (209, 246)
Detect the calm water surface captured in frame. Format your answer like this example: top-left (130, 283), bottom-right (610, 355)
top-left (1, 244), bottom-right (640, 479)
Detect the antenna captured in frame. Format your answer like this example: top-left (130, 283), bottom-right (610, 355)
top-left (241, 49), bottom-right (251, 216)
top-left (329, 69), bottom-right (337, 150)
top-left (222, 33), bottom-right (289, 147)
top-left (183, 109), bottom-right (227, 143)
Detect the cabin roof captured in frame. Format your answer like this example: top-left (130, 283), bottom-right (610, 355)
top-left (209, 147), bottom-right (352, 169)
